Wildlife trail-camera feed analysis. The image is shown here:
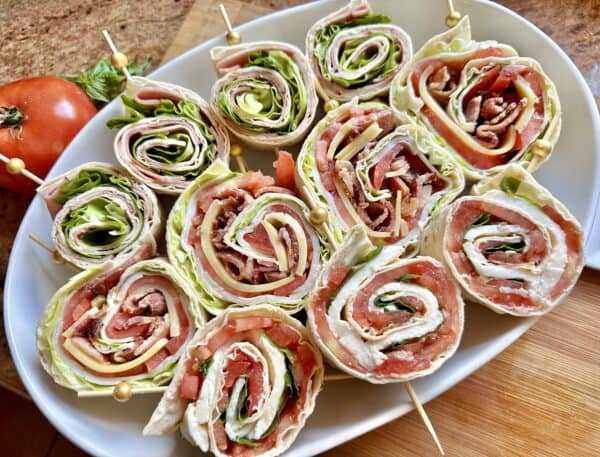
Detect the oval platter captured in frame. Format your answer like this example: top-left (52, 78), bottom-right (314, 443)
top-left (4, 0), bottom-right (600, 456)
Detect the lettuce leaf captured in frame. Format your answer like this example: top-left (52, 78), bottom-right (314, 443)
top-left (218, 50), bottom-right (307, 134)
top-left (314, 14), bottom-right (401, 88)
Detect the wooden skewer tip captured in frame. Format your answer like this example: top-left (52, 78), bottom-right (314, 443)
top-left (102, 29), bottom-right (131, 78)
top-left (403, 382), bottom-right (445, 456)
top-left (219, 4), bottom-right (241, 44)
top-left (0, 153), bottom-right (45, 186)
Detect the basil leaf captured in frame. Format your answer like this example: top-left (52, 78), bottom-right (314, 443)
top-left (63, 58), bottom-right (151, 107)
top-left (374, 296), bottom-right (416, 313)
top-left (484, 239), bottom-right (526, 253)
top-left (235, 376), bottom-right (249, 421)
top-left (500, 176), bottom-right (521, 195)
top-left (351, 240), bottom-right (384, 273)
top-left (397, 273), bottom-right (420, 282)
top-left (468, 211), bottom-right (491, 229)
top-left (231, 437), bottom-right (262, 448)
top-left (199, 357), bottom-right (213, 377)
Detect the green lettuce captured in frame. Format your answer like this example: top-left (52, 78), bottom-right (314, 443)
top-left (107, 96), bottom-right (217, 177)
top-left (218, 50), bottom-right (307, 134)
top-left (314, 14), bottom-right (401, 88)
top-left (57, 168), bottom-right (135, 204)
top-left (167, 160), bottom-right (236, 313)
top-left (61, 198), bottom-right (133, 257)
top-left (54, 168), bottom-right (146, 259)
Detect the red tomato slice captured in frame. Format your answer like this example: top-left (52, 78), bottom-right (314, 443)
top-left (273, 150), bottom-right (296, 192)
top-left (266, 323), bottom-right (300, 349)
top-left (180, 373), bottom-right (201, 401)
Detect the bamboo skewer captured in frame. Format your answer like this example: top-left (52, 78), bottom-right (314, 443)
top-left (323, 372), bottom-right (444, 455)
top-left (404, 381), bottom-right (445, 456)
top-left (0, 153), bottom-right (45, 186)
top-left (77, 385), bottom-right (168, 400)
top-left (29, 234), bottom-right (79, 271)
top-left (102, 30), bottom-right (131, 79)
top-left (217, 5), bottom-right (248, 173)
top-left (219, 3), bottom-right (242, 45)
top-left (445, 0), bottom-right (462, 27)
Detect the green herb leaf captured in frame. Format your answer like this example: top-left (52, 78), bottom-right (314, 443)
top-left (468, 212), bottom-right (491, 229)
top-left (500, 176), bottom-right (521, 195)
top-left (231, 437), bottom-right (262, 448)
top-left (374, 296), bottom-right (416, 313)
top-left (63, 58), bottom-right (151, 107)
top-left (199, 357), bottom-right (213, 377)
top-left (484, 239), bottom-right (526, 253)
top-left (351, 240), bottom-right (384, 273)
top-left (397, 273), bottom-right (421, 282)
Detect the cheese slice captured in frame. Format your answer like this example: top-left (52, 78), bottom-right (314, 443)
top-left (336, 123), bottom-right (382, 162)
top-left (63, 337), bottom-right (168, 374)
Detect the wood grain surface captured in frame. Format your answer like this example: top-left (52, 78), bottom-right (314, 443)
top-left (0, 0), bottom-right (598, 456)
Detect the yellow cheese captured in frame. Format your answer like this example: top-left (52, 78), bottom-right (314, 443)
top-left (261, 219), bottom-right (289, 272)
top-left (513, 75), bottom-right (539, 131)
top-left (265, 212), bottom-right (308, 275)
top-left (336, 123), bottom-right (382, 162)
top-left (200, 201), bottom-right (295, 293)
top-left (63, 337), bottom-right (168, 374)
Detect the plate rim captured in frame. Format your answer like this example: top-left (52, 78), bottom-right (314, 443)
top-left (4, 0), bottom-right (600, 456)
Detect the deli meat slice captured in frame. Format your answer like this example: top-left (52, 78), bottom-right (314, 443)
top-left (306, 226), bottom-right (464, 383)
top-left (167, 159), bottom-right (323, 315)
top-left (111, 77), bottom-right (230, 195)
top-left (390, 16), bottom-right (561, 180)
top-left (37, 250), bottom-right (206, 394)
top-left (420, 164), bottom-right (584, 316)
top-left (306, 0), bottom-right (412, 102)
top-left (296, 98), bottom-right (464, 252)
top-left (144, 305), bottom-right (324, 457)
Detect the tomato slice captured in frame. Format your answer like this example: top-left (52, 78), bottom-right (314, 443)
top-left (180, 373), bottom-right (201, 400)
top-left (273, 150), bottom-right (296, 192)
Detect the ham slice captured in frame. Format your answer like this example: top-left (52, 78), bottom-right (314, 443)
top-left (390, 16), bottom-right (561, 180)
top-left (170, 160), bottom-right (322, 314)
top-left (296, 99), bottom-right (464, 250)
top-left (210, 41), bottom-right (318, 150)
top-left (36, 162), bottom-right (161, 270)
top-left (113, 77), bottom-right (230, 195)
top-left (306, 0), bottom-right (412, 102)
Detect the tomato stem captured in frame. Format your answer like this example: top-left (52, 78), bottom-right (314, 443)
top-left (0, 105), bottom-right (25, 127)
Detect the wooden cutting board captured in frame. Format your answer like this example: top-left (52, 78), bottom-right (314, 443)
top-left (160, 1), bottom-right (600, 456)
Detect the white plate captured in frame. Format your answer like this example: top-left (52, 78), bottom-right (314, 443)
top-left (4, 1), bottom-right (600, 456)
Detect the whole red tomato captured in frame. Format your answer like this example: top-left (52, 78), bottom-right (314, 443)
top-left (0, 77), bottom-right (97, 193)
